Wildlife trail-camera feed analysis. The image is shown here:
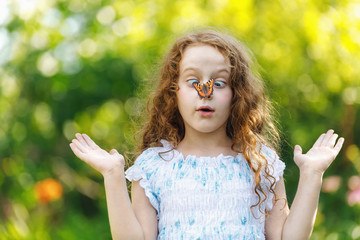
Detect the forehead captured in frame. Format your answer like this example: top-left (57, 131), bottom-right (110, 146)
top-left (180, 44), bottom-right (231, 73)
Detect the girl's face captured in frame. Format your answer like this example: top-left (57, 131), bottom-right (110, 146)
top-left (176, 44), bottom-right (232, 136)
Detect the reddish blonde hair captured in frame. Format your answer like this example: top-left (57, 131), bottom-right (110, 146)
top-left (138, 29), bottom-right (281, 213)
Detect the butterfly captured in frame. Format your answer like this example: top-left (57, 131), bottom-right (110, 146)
top-left (192, 78), bottom-right (214, 99)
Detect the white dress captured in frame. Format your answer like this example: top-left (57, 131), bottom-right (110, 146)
top-left (125, 140), bottom-right (285, 240)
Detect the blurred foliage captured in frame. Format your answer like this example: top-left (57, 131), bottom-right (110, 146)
top-left (0, 0), bottom-right (359, 239)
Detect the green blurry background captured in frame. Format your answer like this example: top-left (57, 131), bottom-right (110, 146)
top-left (0, 0), bottom-right (359, 239)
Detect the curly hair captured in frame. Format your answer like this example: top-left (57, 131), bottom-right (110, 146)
top-left (138, 29), bottom-right (281, 213)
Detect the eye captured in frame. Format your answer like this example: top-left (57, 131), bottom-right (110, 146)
top-left (187, 79), bottom-right (199, 86)
top-left (213, 80), bottom-right (226, 87)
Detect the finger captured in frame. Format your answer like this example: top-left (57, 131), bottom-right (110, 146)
top-left (333, 137), bottom-right (345, 155)
top-left (82, 134), bottom-right (99, 150)
top-left (110, 149), bottom-right (124, 159)
top-left (109, 149), bottom-right (125, 165)
top-left (69, 143), bottom-right (87, 161)
top-left (72, 139), bottom-right (89, 153)
top-left (319, 129), bottom-right (334, 147)
top-left (109, 149), bottom-right (118, 155)
top-left (327, 133), bottom-right (338, 147)
top-left (313, 133), bottom-right (325, 148)
top-left (76, 133), bottom-right (89, 147)
top-left (294, 145), bottom-right (303, 156)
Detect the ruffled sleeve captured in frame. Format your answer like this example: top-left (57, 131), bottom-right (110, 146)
top-left (125, 148), bottom-right (160, 215)
top-left (260, 145), bottom-right (286, 211)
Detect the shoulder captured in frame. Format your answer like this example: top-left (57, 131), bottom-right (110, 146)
top-left (125, 141), bottom-right (170, 182)
top-left (258, 143), bottom-right (285, 177)
top-left (134, 147), bottom-right (158, 166)
top-left (135, 139), bottom-right (174, 166)
top-left (259, 144), bottom-right (278, 162)
top-left (258, 144), bottom-right (286, 211)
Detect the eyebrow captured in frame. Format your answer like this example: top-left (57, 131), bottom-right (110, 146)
top-left (181, 67), bottom-right (230, 75)
top-left (181, 67), bottom-right (197, 74)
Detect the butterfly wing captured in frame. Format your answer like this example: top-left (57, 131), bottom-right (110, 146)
top-left (193, 83), bottom-right (206, 98)
top-left (205, 79), bottom-right (214, 97)
top-left (193, 79), bottom-right (214, 99)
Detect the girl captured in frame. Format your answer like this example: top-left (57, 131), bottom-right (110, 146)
top-left (70, 30), bottom-right (344, 240)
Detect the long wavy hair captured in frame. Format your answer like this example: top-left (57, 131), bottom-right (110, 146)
top-left (138, 29), bottom-right (281, 213)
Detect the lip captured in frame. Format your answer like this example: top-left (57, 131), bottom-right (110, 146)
top-left (196, 105), bottom-right (215, 117)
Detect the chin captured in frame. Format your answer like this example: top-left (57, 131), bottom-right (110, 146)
top-left (193, 125), bottom-right (224, 134)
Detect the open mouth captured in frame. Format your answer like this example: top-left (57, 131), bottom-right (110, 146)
top-left (197, 106), bottom-right (214, 112)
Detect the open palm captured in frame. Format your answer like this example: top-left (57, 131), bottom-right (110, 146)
top-left (69, 133), bottom-right (125, 176)
top-left (294, 130), bottom-right (344, 174)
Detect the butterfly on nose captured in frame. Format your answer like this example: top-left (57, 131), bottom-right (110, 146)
top-left (192, 78), bottom-right (214, 99)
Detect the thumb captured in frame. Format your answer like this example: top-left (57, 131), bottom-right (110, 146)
top-left (294, 145), bottom-right (302, 156)
top-left (109, 149), bottom-right (119, 155)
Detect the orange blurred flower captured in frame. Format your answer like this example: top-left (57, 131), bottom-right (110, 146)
top-left (34, 178), bottom-right (63, 204)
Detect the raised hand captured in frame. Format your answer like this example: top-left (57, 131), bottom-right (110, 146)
top-left (294, 129), bottom-right (344, 175)
top-left (69, 133), bottom-right (125, 177)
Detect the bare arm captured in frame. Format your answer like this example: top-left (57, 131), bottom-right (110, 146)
top-left (281, 168), bottom-right (322, 239)
top-left (69, 133), bottom-right (155, 240)
top-left (266, 130), bottom-right (344, 240)
top-left (131, 181), bottom-right (158, 239)
top-left (265, 178), bottom-right (289, 239)
top-left (103, 170), bottom-right (148, 240)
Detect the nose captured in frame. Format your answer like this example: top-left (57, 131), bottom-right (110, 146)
top-left (205, 78), bottom-right (214, 100)
top-left (193, 78), bottom-right (214, 100)
top-left (196, 90), bottom-right (213, 100)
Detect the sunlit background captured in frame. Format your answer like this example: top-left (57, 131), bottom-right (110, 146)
top-left (0, 0), bottom-right (359, 239)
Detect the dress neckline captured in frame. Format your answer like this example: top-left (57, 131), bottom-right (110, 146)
top-left (160, 139), bottom-right (241, 161)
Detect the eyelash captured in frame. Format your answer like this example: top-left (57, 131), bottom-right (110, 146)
top-left (214, 81), bottom-right (226, 87)
top-left (186, 79), bottom-right (227, 88)
top-left (187, 79), bottom-right (199, 85)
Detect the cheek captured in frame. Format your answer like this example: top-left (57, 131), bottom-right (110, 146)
top-left (217, 90), bottom-right (233, 107)
top-left (176, 87), bottom-right (192, 110)
top-left (177, 86), bottom-right (197, 101)
top-left (177, 87), bottom-right (187, 99)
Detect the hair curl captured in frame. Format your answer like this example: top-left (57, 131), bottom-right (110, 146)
top-left (138, 29), bottom-right (281, 214)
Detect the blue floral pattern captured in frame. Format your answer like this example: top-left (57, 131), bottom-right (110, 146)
top-left (125, 140), bottom-right (285, 240)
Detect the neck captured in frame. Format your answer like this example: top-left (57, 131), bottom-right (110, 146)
top-left (177, 126), bottom-right (236, 158)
